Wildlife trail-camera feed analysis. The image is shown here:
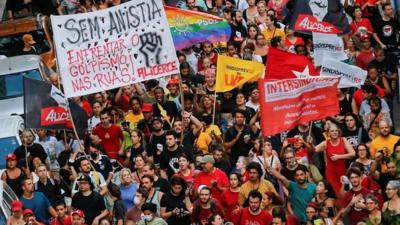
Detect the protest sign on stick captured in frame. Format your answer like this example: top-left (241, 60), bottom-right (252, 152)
top-left (51, 0), bottom-right (179, 97)
top-left (320, 58), bottom-right (367, 88)
top-left (313, 32), bottom-right (347, 66)
top-left (259, 77), bottom-right (340, 136)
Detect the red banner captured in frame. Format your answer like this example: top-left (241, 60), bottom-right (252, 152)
top-left (40, 107), bottom-right (72, 128)
top-left (295, 14), bottom-right (342, 34)
top-left (259, 77), bottom-right (340, 136)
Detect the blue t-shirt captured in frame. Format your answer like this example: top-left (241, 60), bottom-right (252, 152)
top-left (20, 192), bottom-right (51, 224)
top-left (120, 183), bottom-right (138, 209)
top-left (288, 181), bottom-right (316, 223)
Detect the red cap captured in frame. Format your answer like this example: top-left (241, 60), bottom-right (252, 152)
top-left (23, 208), bottom-right (34, 216)
top-left (11, 200), bottom-right (23, 211)
top-left (72, 209), bottom-right (85, 218)
top-left (167, 78), bottom-right (179, 86)
top-left (141, 103), bottom-right (153, 113)
top-left (6, 153), bottom-right (17, 161)
top-left (360, 35), bottom-right (371, 42)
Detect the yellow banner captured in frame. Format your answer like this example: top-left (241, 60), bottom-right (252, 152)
top-left (215, 55), bottom-right (264, 92)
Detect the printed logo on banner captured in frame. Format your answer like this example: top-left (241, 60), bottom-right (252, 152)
top-left (51, 0), bottom-right (179, 97)
top-left (312, 32), bottom-right (347, 66)
top-left (320, 58), bottom-right (367, 88)
top-left (295, 14), bottom-right (342, 34)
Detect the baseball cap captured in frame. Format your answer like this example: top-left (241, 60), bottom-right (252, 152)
top-left (11, 200), bottom-right (23, 212)
top-left (72, 209), bottom-right (85, 218)
top-left (167, 78), bottom-right (179, 87)
top-left (151, 116), bottom-right (163, 124)
top-left (200, 155), bottom-right (215, 164)
top-left (142, 103), bottom-right (153, 113)
top-left (77, 174), bottom-right (91, 183)
top-left (6, 153), bottom-right (17, 161)
top-left (23, 208), bottom-right (34, 216)
top-left (22, 34), bottom-right (36, 45)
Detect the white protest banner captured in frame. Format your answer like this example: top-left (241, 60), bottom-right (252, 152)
top-left (320, 58), bottom-right (367, 88)
top-left (312, 32), bottom-right (347, 66)
top-left (51, 0), bottom-right (179, 98)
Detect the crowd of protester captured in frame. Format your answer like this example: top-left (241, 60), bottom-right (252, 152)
top-left (2, 0), bottom-right (400, 225)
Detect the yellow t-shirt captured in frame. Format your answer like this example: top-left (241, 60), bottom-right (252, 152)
top-left (239, 179), bottom-right (278, 206)
top-left (261, 27), bottom-right (285, 44)
top-left (370, 134), bottom-right (400, 158)
top-left (124, 112), bottom-right (144, 128)
top-left (205, 125), bottom-right (222, 137)
top-left (196, 132), bottom-right (212, 154)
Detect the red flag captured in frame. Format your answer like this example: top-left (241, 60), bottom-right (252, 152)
top-left (295, 14), bottom-right (342, 34)
top-left (265, 47), bottom-right (319, 80)
top-left (259, 77), bottom-right (340, 136)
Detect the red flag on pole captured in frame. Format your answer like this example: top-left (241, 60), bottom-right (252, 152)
top-left (259, 77), bottom-right (340, 136)
top-left (265, 47), bottom-right (319, 80)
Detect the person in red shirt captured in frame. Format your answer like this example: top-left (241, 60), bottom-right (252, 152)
top-left (92, 110), bottom-right (125, 162)
top-left (50, 201), bottom-right (72, 225)
top-left (340, 167), bottom-right (369, 225)
top-left (221, 172), bottom-right (240, 223)
top-left (193, 155), bottom-right (229, 203)
top-left (234, 190), bottom-right (273, 225)
top-left (115, 85), bottom-right (135, 112)
top-left (192, 186), bottom-right (224, 225)
top-left (350, 6), bottom-right (374, 39)
top-left (197, 42), bottom-right (218, 72)
top-left (71, 209), bottom-right (87, 225)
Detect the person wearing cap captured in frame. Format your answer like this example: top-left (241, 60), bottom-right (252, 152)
top-left (20, 177), bottom-right (57, 224)
top-left (71, 174), bottom-right (108, 225)
top-left (23, 209), bottom-right (45, 225)
top-left (21, 34), bottom-right (38, 55)
top-left (71, 209), bottom-right (86, 225)
top-left (136, 103), bottom-right (159, 142)
top-left (193, 154), bottom-right (229, 203)
top-left (6, 200), bottom-right (24, 225)
top-left (1, 153), bottom-right (26, 197)
top-left (125, 96), bottom-right (145, 127)
top-left (166, 78), bottom-right (182, 111)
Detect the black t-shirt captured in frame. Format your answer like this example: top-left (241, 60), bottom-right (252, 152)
top-left (160, 146), bottom-right (193, 178)
top-left (153, 101), bottom-right (179, 119)
top-left (35, 179), bottom-right (62, 206)
top-left (59, 168), bottom-right (72, 197)
top-left (281, 164), bottom-right (308, 181)
top-left (182, 130), bottom-right (196, 157)
top-left (379, 172), bottom-right (397, 200)
top-left (224, 125), bottom-right (256, 162)
top-left (112, 199), bottom-right (127, 225)
top-left (370, 55), bottom-right (398, 77)
top-left (6, 0), bottom-right (25, 11)
top-left (229, 23), bottom-right (248, 48)
top-left (149, 133), bottom-right (166, 164)
top-left (71, 191), bottom-right (106, 225)
top-left (91, 155), bottom-right (113, 181)
top-left (374, 18), bottom-right (400, 48)
top-left (160, 193), bottom-right (191, 225)
top-left (154, 177), bottom-right (170, 194)
top-left (342, 127), bottom-right (370, 148)
top-left (129, 145), bottom-right (152, 163)
top-left (14, 143), bottom-right (47, 167)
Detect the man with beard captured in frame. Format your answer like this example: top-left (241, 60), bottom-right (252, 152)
top-left (234, 190), bottom-right (272, 225)
top-left (210, 143), bottom-right (231, 176)
top-left (371, 157), bottom-right (399, 200)
top-left (152, 87), bottom-right (179, 126)
top-left (239, 162), bottom-right (277, 206)
top-left (229, 10), bottom-right (247, 48)
top-left (71, 158), bottom-right (108, 196)
top-left (369, 120), bottom-right (399, 158)
top-left (268, 166), bottom-right (316, 224)
top-left (173, 112), bottom-right (202, 156)
top-left (14, 130), bottom-right (47, 167)
top-left (363, 96), bottom-right (392, 139)
top-left (88, 143), bottom-right (113, 184)
top-left (224, 109), bottom-right (257, 164)
top-left (92, 110), bottom-right (125, 161)
top-left (160, 130), bottom-right (194, 179)
top-left (340, 167), bottom-right (369, 225)
top-left (166, 78), bottom-right (182, 111)
top-left (192, 186), bottom-right (224, 225)
top-left (148, 117), bottom-right (167, 165)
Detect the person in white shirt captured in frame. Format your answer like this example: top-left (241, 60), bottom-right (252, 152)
top-left (87, 101), bottom-right (103, 134)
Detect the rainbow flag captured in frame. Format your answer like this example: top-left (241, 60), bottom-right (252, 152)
top-left (165, 6), bottom-right (231, 50)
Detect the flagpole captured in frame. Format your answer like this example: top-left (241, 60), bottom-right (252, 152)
top-left (178, 75), bottom-right (185, 142)
top-left (212, 90), bottom-right (217, 125)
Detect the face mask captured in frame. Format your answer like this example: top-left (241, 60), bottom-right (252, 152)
top-left (134, 196), bottom-right (141, 205)
top-left (143, 215), bottom-right (153, 222)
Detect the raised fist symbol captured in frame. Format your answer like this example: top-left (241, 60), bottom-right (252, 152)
top-left (139, 32), bottom-right (163, 67)
top-left (309, 0), bottom-right (328, 21)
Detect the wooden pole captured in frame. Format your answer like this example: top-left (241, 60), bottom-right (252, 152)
top-left (212, 90), bottom-right (217, 125)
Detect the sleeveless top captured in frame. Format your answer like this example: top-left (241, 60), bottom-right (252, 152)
top-left (5, 169), bottom-right (25, 197)
top-left (326, 138), bottom-right (347, 167)
top-left (339, 94), bottom-right (352, 115)
top-left (146, 190), bottom-right (161, 215)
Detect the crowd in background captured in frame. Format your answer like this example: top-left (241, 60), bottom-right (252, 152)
top-left (1, 0), bottom-right (400, 225)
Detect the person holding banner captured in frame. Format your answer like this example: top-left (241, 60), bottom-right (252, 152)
top-left (311, 124), bottom-right (356, 197)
